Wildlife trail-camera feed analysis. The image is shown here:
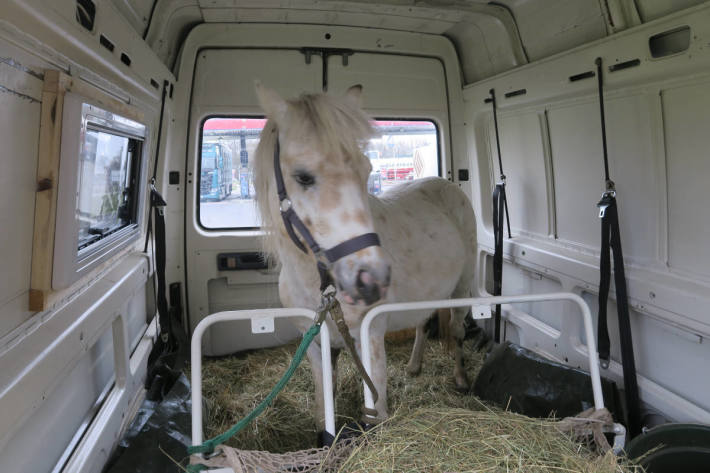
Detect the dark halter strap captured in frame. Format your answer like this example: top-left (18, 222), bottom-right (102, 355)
top-left (272, 138), bottom-right (381, 290)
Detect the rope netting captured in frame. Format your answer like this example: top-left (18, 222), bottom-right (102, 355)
top-left (190, 441), bottom-right (357, 473)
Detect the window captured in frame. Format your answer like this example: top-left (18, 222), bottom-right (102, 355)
top-left (77, 129), bottom-right (140, 250)
top-left (366, 120), bottom-right (439, 195)
top-left (197, 118), bottom-right (438, 229)
top-left (52, 94), bottom-right (147, 289)
top-left (199, 118), bottom-right (266, 229)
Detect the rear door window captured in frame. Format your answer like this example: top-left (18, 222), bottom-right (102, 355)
top-left (197, 118), bottom-right (439, 229)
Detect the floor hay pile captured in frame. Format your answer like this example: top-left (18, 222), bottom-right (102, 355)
top-left (195, 336), bottom-right (641, 472)
top-left (338, 407), bottom-right (639, 473)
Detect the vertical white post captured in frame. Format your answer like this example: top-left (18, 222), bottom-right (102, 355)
top-left (190, 309), bottom-right (336, 449)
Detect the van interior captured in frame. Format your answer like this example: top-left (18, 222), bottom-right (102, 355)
top-left (1, 1), bottom-right (709, 471)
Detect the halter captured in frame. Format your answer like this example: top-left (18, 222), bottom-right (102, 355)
top-left (273, 138), bottom-right (381, 291)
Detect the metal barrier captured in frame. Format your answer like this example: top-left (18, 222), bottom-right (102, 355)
top-left (360, 292), bottom-right (606, 416)
top-left (190, 308), bottom-right (336, 448)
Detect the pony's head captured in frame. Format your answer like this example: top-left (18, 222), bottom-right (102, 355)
top-left (253, 82), bottom-right (391, 306)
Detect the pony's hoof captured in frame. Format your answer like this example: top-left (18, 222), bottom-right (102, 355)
top-left (406, 363), bottom-right (422, 377)
top-left (454, 377), bottom-right (470, 393)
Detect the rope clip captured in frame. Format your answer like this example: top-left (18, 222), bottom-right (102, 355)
top-left (315, 285), bottom-right (337, 325)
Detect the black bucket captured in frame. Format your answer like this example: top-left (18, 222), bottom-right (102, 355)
top-left (625, 423), bottom-right (710, 473)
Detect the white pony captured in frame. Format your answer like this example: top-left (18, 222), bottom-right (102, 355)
top-left (253, 83), bottom-right (477, 430)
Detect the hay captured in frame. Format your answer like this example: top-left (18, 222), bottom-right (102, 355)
top-left (337, 408), bottom-right (641, 473)
top-left (194, 337), bottom-right (640, 473)
top-left (195, 337), bottom-right (485, 453)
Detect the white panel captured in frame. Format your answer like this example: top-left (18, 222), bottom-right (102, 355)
top-left (582, 292), bottom-right (710, 418)
top-left (327, 53), bottom-right (448, 114)
top-left (0, 324), bottom-right (115, 473)
top-left (488, 111), bottom-right (549, 237)
top-left (636, 0), bottom-right (706, 21)
top-left (548, 95), bottom-right (658, 262)
top-left (0, 87), bottom-right (40, 333)
top-left (501, 262), bottom-right (565, 332)
top-left (501, 0), bottom-right (607, 61)
top-left (662, 82), bottom-right (710, 278)
top-left (547, 101), bottom-right (603, 248)
top-left (205, 276), bottom-right (300, 356)
top-left (193, 49), bottom-right (321, 108)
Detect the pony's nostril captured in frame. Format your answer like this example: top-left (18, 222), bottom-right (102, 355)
top-left (359, 270), bottom-right (374, 286)
top-left (355, 270), bottom-right (381, 305)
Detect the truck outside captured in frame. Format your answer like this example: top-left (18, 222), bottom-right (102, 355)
top-left (200, 142), bottom-right (233, 201)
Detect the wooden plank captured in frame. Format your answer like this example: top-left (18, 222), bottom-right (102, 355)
top-left (29, 70), bottom-right (145, 311)
top-left (29, 70), bottom-right (64, 310)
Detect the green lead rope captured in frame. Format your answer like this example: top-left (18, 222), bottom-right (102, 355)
top-left (186, 322), bottom-right (322, 470)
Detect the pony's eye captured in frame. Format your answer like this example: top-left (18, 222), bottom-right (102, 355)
top-left (294, 172), bottom-right (316, 188)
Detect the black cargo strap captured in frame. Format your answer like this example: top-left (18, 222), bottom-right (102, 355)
top-left (143, 81), bottom-right (188, 400)
top-left (488, 89), bottom-right (512, 343)
top-left (272, 134), bottom-right (381, 403)
top-left (594, 57), bottom-right (641, 438)
top-left (492, 182), bottom-right (506, 342)
top-left (150, 183), bottom-right (169, 343)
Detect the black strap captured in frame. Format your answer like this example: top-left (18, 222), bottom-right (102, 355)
top-left (594, 58), bottom-right (641, 438)
top-left (151, 187), bottom-right (169, 341)
top-left (489, 89), bottom-right (512, 239)
top-left (143, 80), bottom-right (188, 400)
top-left (489, 89), bottom-right (511, 343)
top-left (492, 183), bottom-right (505, 343)
top-left (324, 233), bottom-right (380, 263)
top-left (143, 80), bottom-right (169, 253)
top-left (596, 196), bottom-right (641, 438)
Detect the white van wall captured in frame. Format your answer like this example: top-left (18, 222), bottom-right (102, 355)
top-left (464, 4), bottom-right (710, 423)
top-left (0, 1), bottom-right (174, 471)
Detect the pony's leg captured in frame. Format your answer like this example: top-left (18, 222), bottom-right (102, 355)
top-left (360, 319), bottom-right (389, 423)
top-left (306, 341), bottom-right (326, 431)
top-left (406, 318), bottom-right (429, 376)
top-left (437, 308), bottom-right (452, 352)
top-left (450, 305), bottom-right (469, 391)
top-left (331, 347), bottom-right (341, 397)
top-left (450, 269), bottom-right (474, 391)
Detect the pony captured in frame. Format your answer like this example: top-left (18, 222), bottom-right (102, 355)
top-left (252, 82), bottom-right (477, 431)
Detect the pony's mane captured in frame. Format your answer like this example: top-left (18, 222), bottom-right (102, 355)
top-left (253, 92), bottom-right (375, 262)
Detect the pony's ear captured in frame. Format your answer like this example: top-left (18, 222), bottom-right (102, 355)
top-left (255, 81), bottom-right (287, 124)
top-left (344, 84), bottom-right (363, 109)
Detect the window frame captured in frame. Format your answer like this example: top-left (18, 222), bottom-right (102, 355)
top-left (52, 92), bottom-right (148, 290)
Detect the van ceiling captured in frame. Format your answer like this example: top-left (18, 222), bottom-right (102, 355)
top-left (111, 0), bottom-right (707, 83)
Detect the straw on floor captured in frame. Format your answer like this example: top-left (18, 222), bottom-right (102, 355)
top-left (193, 335), bottom-right (642, 473)
top-left (195, 336), bottom-right (486, 453)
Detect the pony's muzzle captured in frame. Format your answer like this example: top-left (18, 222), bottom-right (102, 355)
top-left (335, 260), bottom-right (391, 306)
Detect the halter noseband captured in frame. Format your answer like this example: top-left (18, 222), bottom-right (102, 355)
top-left (273, 138), bottom-right (381, 291)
